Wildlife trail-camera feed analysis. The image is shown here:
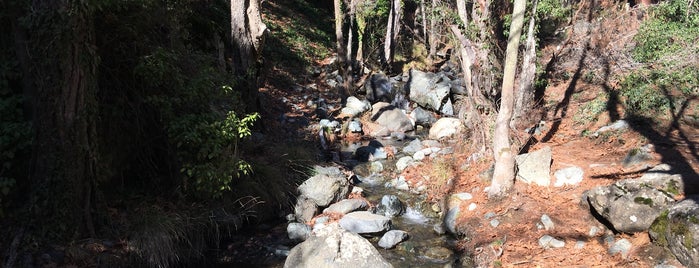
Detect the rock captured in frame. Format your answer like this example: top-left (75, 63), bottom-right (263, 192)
top-left (593, 120), bottom-right (629, 137)
top-left (515, 146), bottom-right (552, 186)
top-left (490, 219), bottom-right (500, 227)
top-left (339, 211), bottom-right (392, 234)
top-left (287, 223), bottom-right (312, 241)
top-left (448, 193), bottom-right (472, 210)
top-left (539, 235), bottom-right (565, 249)
top-left (541, 214), bottom-right (555, 231)
top-left (371, 102), bottom-right (414, 134)
top-left (354, 140), bottom-right (388, 162)
top-left (413, 151), bottom-right (426, 161)
top-left (284, 223), bottom-right (392, 268)
top-left (365, 73), bottom-right (394, 104)
top-left (378, 230), bottom-right (409, 249)
top-left (428, 118), bottom-right (466, 140)
top-left (393, 176), bottom-right (410, 191)
top-left (609, 238), bottom-right (632, 258)
top-left (586, 165), bottom-right (684, 233)
top-left (294, 195), bottom-right (318, 223)
top-left (324, 199), bottom-right (369, 214)
top-left (423, 246), bottom-right (454, 261)
top-left (396, 156), bottom-right (415, 172)
top-left (649, 195), bottom-right (699, 267)
top-left (554, 166), bottom-right (584, 187)
top-left (370, 161), bottom-right (384, 173)
top-left (298, 166), bottom-right (350, 207)
top-left (622, 144), bottom-right (654, 167)
top-left (440, 99), bottom-right (454, 116)
top-left (348, 119), bottom-right (363, 133)
top-left (575, 241), bottom-right (586, 249)
top-left (408, 70), bottom-right (451, 112)
top-left (342, 96), bottom-right (371, 117)
top-left (444, 206), bottom-right (462, 235)
top-left (390, 132), bottom-right (406, 140)
top-left (410, 107), bottom-right (437, 127)
top-left (402, 139), bottom-right (423, 155)
top-left (376, 195), bottom-right (405, 217)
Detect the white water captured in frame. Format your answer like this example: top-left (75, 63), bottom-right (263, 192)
top-left (402, 206), bottom-right (430, 225)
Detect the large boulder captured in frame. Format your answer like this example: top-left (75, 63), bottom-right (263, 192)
top-left (649, 195), bottom-right (699, 267)
top-left (371, 102), bottom-right (414, 134)
top-left (408, 69), bottom-right (451, 112)
top-left (364, 73), bottom-right (394, 104)
top-left (294, 195), bottom-right (319, 223)
top-left (515, 146), bottom-right (552, 186)
top-left (585, 164), bottom-right (684, 233)
top-left (428, 118), bottom-right (465, 140)
top-left (298, 166), bottom-right (350, 207)
top-left (410, 107), bottom-right (437, 127)
top-left (284, 223), bottom-right (392, 268)
top-left (339, 211), bottom-right (392, 234)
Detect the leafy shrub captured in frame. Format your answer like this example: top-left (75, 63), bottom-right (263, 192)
top-left (574, 93), bottom-right (608, 124)
top-left (633, 0), bottom-right (699, 62)
top-left (135, 48), bottom-right (259, 199)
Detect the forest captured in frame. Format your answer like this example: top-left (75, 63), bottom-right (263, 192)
top-left (1, 0), bottom-right (698, 267)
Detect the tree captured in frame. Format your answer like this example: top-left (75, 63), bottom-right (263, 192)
top-left (513, 0), bottom-right (539, 127)
top-left (28, 0), bottom-right (101, 238)
top-left (384, 0), bottom-right (403, 69)
top-left (489, 0), bottom-right (526, 198)
top-left (231, 0), bottom-right (267, 112)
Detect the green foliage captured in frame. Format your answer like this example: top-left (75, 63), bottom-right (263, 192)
top-left (574, 93), bottom-right (607, 124)
top-left (135, 48), bottom-right (259, 199)
top-left (619, 67), bottom-right (699, 118)
top-left (633, 0), bottom-right (699, 62)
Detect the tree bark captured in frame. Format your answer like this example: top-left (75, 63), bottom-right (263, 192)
top-left (489, 0), bottom-right (526, 198)
top-left (334, 0), bottom-right (350, 98)
top-left (29, 0), bottom-right (100, 238)
top-left (428, 0), bottom-right (438, 60)
top-left (231, 0), bottom-right (267, 112)
top-left (384, 0), bottom-right (402, 68)
top-left (513, 0), bottom-right (539, 128)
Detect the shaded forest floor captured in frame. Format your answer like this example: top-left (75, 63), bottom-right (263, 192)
top-left (257, 0), bottom-right (699, 267)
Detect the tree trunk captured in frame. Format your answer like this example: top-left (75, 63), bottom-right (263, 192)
top-left (334, 0), bottom-right (350, 98)
top-left (384, 0), bottom-right (402, 69)
top-left (513, 0), bottom-right (539, 128)
top-left (489, 0), bottom-right (526, 198)
top-left (428, 0), bottom-right (438, 60)
top-left (420, 0), bottom-right (428, 47)
top-left (28, 0), bottom-right (100, 239)
top-left (231, 0), bottom-right (267, 112)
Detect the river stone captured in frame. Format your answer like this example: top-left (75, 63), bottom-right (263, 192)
top-left (284, 223), bottom-right (392, 268)
top-left (298, 166), bottom-right (350, 207)
top-left (287, 222), bottom-right (312, 241)
top-left (428, 118), bottom-right (466, 140)
top-left (348, 120), bottom-right (363, 133)
top-left (370, 161), bottom-right (384, 173)
top-left (585, 164), bottom-right (683, 233)
top-left (515, 146), bottom-right (552, 186)
top-left (402, 138), bottom-right (423, 155)
top-left (448, 193), bottom-right (473, 210)
top-left (410, 106), bottom-right (437, 126)
top-left (441, 98), bottom-right (454, 116)
top-left (539, 235), bottom-right (565, 249)
top-left (393, 176), bottom-right (410, 191)
top-left (294, 195), bottom-right (318, 223)
top-left (339, 211), bottom-right (392, 234)
top-left (378, 230), bottom-right (409, 249)
top-left (408, 69), bottom-right (451, 112)
top-left (423, 246), bottom-right (454, 261)
top-left (649, 195), bottom-right (699, 267)
top-left (554, 166), bottom-right (584, 187)
top-left (376, 195), bottom-right (405, 217)
top-left (324, 199), bottom-right (369, 214)
top-left (444, 206), bottom-right (462, 236)
top-left (413, 151), bottom-right (426, 161)
top-left (371, 102), bottom-right (414, 134)
top-left (342, 96), bottom-right (371, 117)
top-left (396, 156), bottom-right (415, 172)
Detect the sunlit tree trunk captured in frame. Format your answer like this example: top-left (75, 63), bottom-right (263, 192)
top-left (489, 0), bottom-right (526, 198)
top-left (231, 0), bottom-right (267, 112)
top-left (29, 0), bottom-right (101, 238)
top-left (513, 0), bottom-right (539, 127)
top-left (384, 0), bottom-right (402, 68)
top-left (428, 0), bottom-right (438, 60)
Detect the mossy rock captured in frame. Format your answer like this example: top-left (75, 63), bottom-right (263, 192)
top-left (649, 196), bottom-right (699, 267)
